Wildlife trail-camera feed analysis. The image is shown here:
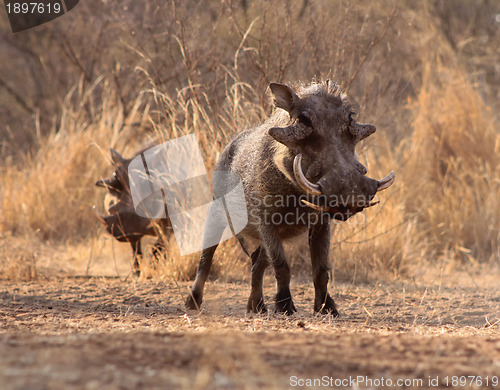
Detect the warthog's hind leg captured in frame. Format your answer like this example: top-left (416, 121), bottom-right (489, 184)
top-left (185, 245), bottom-right (218, 310)
top-left (151, 238), bottom-right (165, 261)
top-left (186, 191), bottom-right (230, 310)
top-left (246, 246), bottom-right (269, 313)
top-left (149, 238), bottom-right (166, 271)
top-left (260, 226), bottom-right (297, 315)
top-left (309, 221), bottom-right (339, 316)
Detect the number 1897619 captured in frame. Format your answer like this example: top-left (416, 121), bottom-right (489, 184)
top-left (6, 2), bottom-right (62, 14)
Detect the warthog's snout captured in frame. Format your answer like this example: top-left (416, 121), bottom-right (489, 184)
top-left (294, 153), bottom-right (395, 218)
top-left (95, 171), bottom-right (125, 197)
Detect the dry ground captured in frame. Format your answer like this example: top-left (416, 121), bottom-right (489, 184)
top-left (0, 273), bottom-right (499, 390)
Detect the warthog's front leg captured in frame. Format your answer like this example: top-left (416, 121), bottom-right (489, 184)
top-left (261, 226), bottom-right (296, 315)
top-left (309, 220), bottom-right (339, 316)
top-left (247, 246), bottom-right (269, 313)
top-left (130, 239), bottom-right (142, 277)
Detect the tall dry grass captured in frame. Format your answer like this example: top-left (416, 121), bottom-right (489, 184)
top-left (405, 61), bottom-right (499, 263)
top-left (0, 0), bottom-right (498, 282)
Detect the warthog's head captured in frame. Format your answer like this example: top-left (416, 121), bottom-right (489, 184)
top-left (269, 81), bottom-right (395, 220)
top-left (95, 148), bottom-right (153, 241)
top-left (95, 148), bottom-right (131, 197)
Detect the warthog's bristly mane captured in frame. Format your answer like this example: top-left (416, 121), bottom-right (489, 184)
top-left (270, 80), bottom-right (354, 116)
top-left (298, 80), bottom-right (344, 98)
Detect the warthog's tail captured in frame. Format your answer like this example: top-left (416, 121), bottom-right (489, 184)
top-left (236, 236), bottom-right (251, 258)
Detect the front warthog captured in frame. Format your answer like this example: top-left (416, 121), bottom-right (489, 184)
top-left (186, 80), bottom-right (395, 315)
top-left (95, 147), bottom-right (169, 277)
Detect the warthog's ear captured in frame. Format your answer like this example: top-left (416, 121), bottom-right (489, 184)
top-left (269, 83), bottom-right (299, 113)
top-left (110, 148), bottom-right (125, 166)
top-left (269, 126), bottom-right (312, 149)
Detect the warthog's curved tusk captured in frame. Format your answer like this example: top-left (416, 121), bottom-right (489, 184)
top-left (302, 199), bottom-right (380, 211)
top-left (93, 205), bottom-right (107, 225)
top-left (301, 199), bottom-right (330, 211)
top-left (377, 171), bottom-right (395, 191)
top-left (293, 154), bottom-right (322, 196)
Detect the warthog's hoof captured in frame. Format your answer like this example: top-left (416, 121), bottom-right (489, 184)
top-left (247, 295), bottom-right (267, 314)
top-left (275, 290), bottom-right (297, 315)
top-left (314, 294), bottom-right (340, 317)
top-left (185, 290), bottom-right (202, 311)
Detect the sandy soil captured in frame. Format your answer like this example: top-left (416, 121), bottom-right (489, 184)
top-left (0, 276), bottom-right (499, 390)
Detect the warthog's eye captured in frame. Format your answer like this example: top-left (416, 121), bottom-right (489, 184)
top-left (297, 114), bottom-right (312, 128)
top-left (348, 112), bottom-right (356, 125)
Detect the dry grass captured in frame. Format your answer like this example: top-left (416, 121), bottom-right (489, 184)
top-left (405, 62), bottom-right (499, 262)
top-left (0, 0), bottom-right (498, 284)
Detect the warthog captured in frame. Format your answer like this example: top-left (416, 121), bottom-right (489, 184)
top-left (186, 80), bottom-right (395, 315)
top-left (95, 147), bottom-right (169, 277)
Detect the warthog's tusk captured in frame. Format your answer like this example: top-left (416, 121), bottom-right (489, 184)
top-left (301, 199), bottom-right (330, 211)
top-left (93, 205), bottom-right (107, 225)
top-left (377, 171), bottom-right (395, 191)
top-left (302, 199), bottom-right (380, 211)
top-left (293, 154), bottom-right (322, 196)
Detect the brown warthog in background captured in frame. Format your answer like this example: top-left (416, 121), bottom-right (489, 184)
top-left (186, 80), bottom-right (395, 315)
top-left (95, 147), bottom-right (170, 277)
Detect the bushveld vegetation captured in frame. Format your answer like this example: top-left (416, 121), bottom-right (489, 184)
top-left (0, 0), bottom-right (498, 282)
